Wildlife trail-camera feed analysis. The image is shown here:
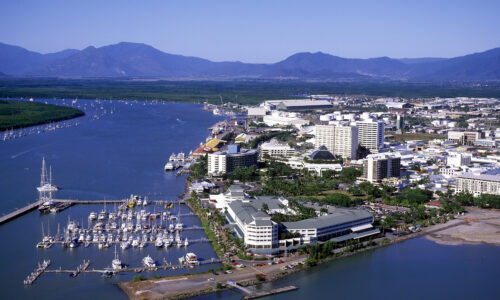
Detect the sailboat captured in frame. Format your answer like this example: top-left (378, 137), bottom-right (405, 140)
top-left (37, 158), bottom-right (59, 192)
top-left (112, 246), bottom-right (122, 270)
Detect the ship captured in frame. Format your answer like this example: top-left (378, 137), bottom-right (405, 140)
top-left (37, 158), bottom-right (59, 193)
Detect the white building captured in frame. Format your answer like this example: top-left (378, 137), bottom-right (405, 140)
top-left (260, 139), bottom-right (296, 158)
top-left (354, 120), bottom-right (384, 153)
top-left (456, 174), bottom-right (500, 196)
top-left (207, 152), bottom-right (227, 176)
top-left (333, 125), bottom-right (358, 159)
top-left (315, 125), bottom-right (358, 159)
top-left (447, 152), bottom-right (472, 168)
top-left (262, 111), bottom-right (309, 128)
top-left (227, 200), bottom-right (279, 249)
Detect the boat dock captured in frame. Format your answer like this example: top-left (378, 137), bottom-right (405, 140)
top-left (25, 258), bottom-right (221, 284)
top-left (24, 260), bottom-right (50, 285)
top-left (0, 199), bottom-right (188, 226)
top-left (243, 286), bottom-right (298, 299)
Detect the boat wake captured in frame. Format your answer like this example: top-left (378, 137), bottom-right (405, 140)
top-left (11, 145), bottom-right (51, 159)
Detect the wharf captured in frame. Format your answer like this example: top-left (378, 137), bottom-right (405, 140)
top-left (0, 199), bottom-right (187, 226)
top-left (0, 200), bottom-right (42, 225)
top-left (243, 286), bottom-right (298, 299)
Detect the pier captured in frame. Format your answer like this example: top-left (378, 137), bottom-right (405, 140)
top-left (0, 200), bottom-right (43, 225)
top-left (0, 198), bottom-right (188, 226)
top-left (243, 286), bottom-right (298, 299)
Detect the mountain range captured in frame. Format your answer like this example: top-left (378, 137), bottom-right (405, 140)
top-left (0, 42), bottom-right (499, 82)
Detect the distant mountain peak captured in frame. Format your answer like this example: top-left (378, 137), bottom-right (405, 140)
top-left (0, 41), bottom-right (499, 81)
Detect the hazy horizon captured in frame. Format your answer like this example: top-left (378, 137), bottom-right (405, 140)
top-left (1, 1), bottom-right (500, 63)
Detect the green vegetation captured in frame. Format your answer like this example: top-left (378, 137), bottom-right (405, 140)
top-left (255, 274), bottom-right (265, 281)
top-left (2, 79), bottom-right (500, 105)
top-left (391, 132), bottom-right (446, 142)
top-left (228, 166), bottom-right (259, 182)
top-left (0, 100), bottom-right (84, 131)
top-left (132, 275), bottom-right (146, 282)
top-left (216, 282), bottom-right (223, 289)
top-left (271, 199), bottom-right (317, 223)
top-left (473, 194), bottom-right (500, 209)
top-left (188, 155), bottom-right (208, 181)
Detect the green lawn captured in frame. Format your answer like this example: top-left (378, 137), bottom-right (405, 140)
top-left (0, 100), bottom-right (84, 131)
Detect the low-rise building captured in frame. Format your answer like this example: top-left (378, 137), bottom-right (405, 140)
top-left (282, 207), bottom-right (376, 243)
top-left (456, 173), bottom-right (500, 196)
top-left (260, 139), bottom-right (296, 158)
top-left (227, 200), bottom-right (279, 249)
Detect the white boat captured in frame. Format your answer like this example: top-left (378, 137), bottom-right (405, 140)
top-left (89, 212), bottom-right (97, 221)
top-left (175, 222), bottom-right (183, 231)
top-left (37, 158), bottom-right (59, 192)
top-left (168, 223), bottom-right (174, 231)
top-left (112, 246), bottom-right (122, 270)
top-left (155, 238), bottom-right (163, 248)
top-left (185, 252), bottom-right (199, 264)
top-left (164, 162), bottom-right (180, 171)
top-left (142, 255), bottom-right (156, 268)
top-left (120, 241), bottom-right (130, 250)
top-left (184, 238), bottom-right (189, 247)
top-left (142, 197), bottom-right (148, 206)
top-left (132, 238), bottom-right (139, 247)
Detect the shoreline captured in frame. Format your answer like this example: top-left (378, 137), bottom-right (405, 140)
top-left (120, 210), bottom-right (496, 300)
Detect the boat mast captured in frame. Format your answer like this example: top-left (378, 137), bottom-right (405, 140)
top-left (40, 157), bottom-right (47, 186)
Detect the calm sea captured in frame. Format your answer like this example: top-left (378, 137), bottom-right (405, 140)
top-left (0, 99), bottom-right (498, 300)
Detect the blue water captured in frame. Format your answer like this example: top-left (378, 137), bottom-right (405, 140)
top-left (0, 99), bottom-right (224, 299)
top-left (196, 238), bottom-right (500, 300)
top-left (1, 99), bottom-right (499, 300)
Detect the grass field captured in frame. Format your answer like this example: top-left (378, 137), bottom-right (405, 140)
top-left (390, 132), bottom-right (446, 142)
top-left (0, 100), bottom-right (84, 131)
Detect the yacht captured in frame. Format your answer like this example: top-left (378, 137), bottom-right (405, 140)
top-left (142, 255), bottom-right (156, 268)
top-left (131, 238), bottom-right (139, 248)
top-left (98, 210), bottom-right (108, 221)
top-left (155, 237), bottom-right (163, 248)
top-left (112, 247), bottom-right (122, 270)
top-left (184, 238), bottom-right (189, 247)
top-left (37, 158), bottom-right (59, 193)
top-left (120, 241), bottom-right (130, 250)
top-left (89, 212), bottom-right (97, 221)
top-left (185, 253), bottom-right (199, 264)
top-left (175, 222), bottom-right (183, 231)
top-left (164, 161), bottom-right (180, 171)
top-left (142, 197), bottom-right (148, 206)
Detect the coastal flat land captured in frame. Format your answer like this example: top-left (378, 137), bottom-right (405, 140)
top-left (0, 100), bottom-right (84, 130)
top-left (392, 133), bottom-right (446, 142)
top-left (120, 256), bottom-right (305, 300)
top-left (426, 208), bottom-right (500, 246)
top-left (2, 79), bottom-right (500, 105)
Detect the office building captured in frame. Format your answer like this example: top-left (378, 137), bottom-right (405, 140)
top-left (448, 130), bottom-right (484, 146)
top-left (207, 147), bottom-right (259, 176)
top-left (363, 154), bottom-right (401, 183)
top-left (354, 120), bottom-right (385, 153)
top-left (315, 125), bottom-right (358, 159)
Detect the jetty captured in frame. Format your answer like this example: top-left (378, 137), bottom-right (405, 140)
top-left (0, 198), bottom-right (187, 226)
top-left (243, 286), bottom-right (298, 299)
top-left (0, 200), bottom-right (43, 225)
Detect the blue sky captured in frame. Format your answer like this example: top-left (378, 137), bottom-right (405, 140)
top-left (1, 0), bottom-right (499, 62)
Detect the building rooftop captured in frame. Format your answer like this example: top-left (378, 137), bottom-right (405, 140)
top-left (457, 173), bottom-right (500, 182)
top-left (283, 207), bottom-right (372, 230)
